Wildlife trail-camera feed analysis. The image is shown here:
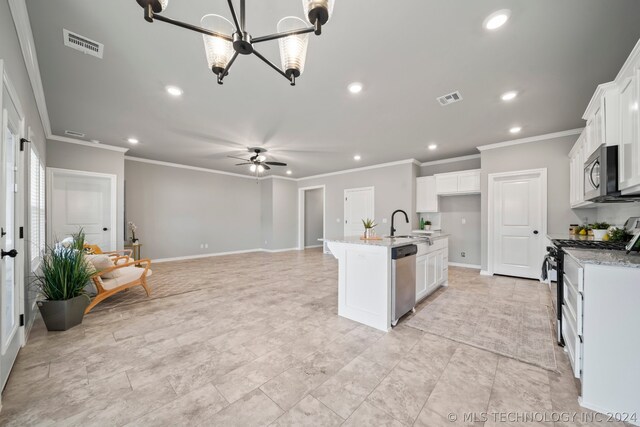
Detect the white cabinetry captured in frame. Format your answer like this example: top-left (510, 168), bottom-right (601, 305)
top-left (569, 131), bottom-right (594, 208)
top-left (618, 61), bottom-right (640, 194)
top-left (435, 169), bottom-right (480, 195)
top-left (416, 176), bottom-right (438, 213)
top-left (415, 238), bottom-right (448, 302)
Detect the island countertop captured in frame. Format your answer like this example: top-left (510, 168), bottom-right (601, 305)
top-left (564, 248), bottom-right (640, 269)
top-left (325, 233), bottom-right (449, 248)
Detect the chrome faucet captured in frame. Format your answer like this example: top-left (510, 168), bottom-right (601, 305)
top-left (390, 209), bottom-right (409, 237)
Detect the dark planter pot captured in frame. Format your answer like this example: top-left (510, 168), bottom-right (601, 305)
top-left (37, 295), bottom-right (90, 331)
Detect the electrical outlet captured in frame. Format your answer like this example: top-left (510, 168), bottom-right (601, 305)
top-left (461, 218), bottom-right (466, 225)
top-left (204, 243), bottom-right (209, 249)
top-left (382, 218), bottom-right (388, 224)
top-left (200, 244), bottom-right (204, 249)
top-left (461, 252), bottom-right (466, 258)
top-left (336, 218), bottom-right (341, 223)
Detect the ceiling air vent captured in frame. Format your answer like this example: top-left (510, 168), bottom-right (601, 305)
top-left (63, 29), bottom-right (104, 59)
top-left (65, 130), bottom-right (85, 138)
top-left (437, 91), bottom-right (463, 106)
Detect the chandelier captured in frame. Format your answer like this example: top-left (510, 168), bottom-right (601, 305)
top-left (135, 0), bottom-right (335, 86)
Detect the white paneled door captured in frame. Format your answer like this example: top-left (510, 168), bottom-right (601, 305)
top-left (344, 187), bottom-right (374, 238)
top-left (48, 169), bottom-right (117, 251)
top-left (1, 78), bottom-right (24, 390)
top-left (489, 169), bottom-right (547, 279)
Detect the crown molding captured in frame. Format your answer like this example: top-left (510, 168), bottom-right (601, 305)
top-left (582, 82), bottom-right (616, 120)
top-left (49, 134), bottom-right (130, 153)
top-left (125, 156), bottom-right (265, 180)
top-left (8, 0), bottom-right (51, 136)
top-left (476, 128), bottom-right (583, 152)
top-left (615, 38), bottom-right (640, 84)
top-left (420, 154), bottom-right (480, 167)
top-left (297, 159), bottom-right (419, 181)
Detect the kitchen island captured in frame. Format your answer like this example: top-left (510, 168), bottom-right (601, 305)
top-left (326, 234), bottom-right (449, 332)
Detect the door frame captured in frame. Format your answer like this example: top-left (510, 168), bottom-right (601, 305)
top-left (46, 168), bottom-right (117, 251)
top-left (297, 185), bottom-right (326, 252)
top-left (487, 168), bottom-right (547, 277)
top-left (344, 186), bottom-right (375, 238)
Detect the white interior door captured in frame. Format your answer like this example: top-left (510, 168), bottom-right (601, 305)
top-left (1, 84), bottom-right (23, 390)
top-left (344, 187), bottom-right (374, 237)
top-left (48, 169), bottom-right (116, 250)
top-left (490, 170), bottom-right (546, 279)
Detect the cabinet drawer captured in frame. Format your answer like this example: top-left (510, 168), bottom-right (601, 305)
top-left (562, 306), bottom-right (582, 379)
top-left (563, 277), bottom-right (583, 336)
top-left (563, 253), bottom-right (584, 292)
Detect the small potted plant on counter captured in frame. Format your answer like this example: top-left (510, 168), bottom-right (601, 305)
top-left (591, 222), bottom-right (610, 240)
top-left (361, 218), bottom-right (377, 239)
top-left (33, 231), bottom-right (93, 331)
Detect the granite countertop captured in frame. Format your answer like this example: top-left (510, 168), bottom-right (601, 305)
top-left (325, 233), bottom-right (450, 248)
top-left (564, 248), bottom-right (640, 269)
top-left (547, 234), bottom-right (599, 241)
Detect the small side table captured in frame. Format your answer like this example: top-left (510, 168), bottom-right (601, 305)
top-left (125, 242), bottom-right (142, 266)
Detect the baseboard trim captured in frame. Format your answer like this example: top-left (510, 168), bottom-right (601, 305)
top-left (261, 247), bottom-right (300, 253)
top-left (304, 245), bottom-right (323, 249)
top-left (448, 262), bottom-right (481, 269)
top-left (480, 270), bottom-right (493, 276)
top-left (152, 247), bottom-right (303, 262)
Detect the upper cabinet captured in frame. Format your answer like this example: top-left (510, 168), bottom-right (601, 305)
top-left (569, 130), bottom-right (594, 208)
top-left (435, 169), bottom-right (481, 196)
top-left (416, 176), bottom-right (438, 213)
top-left (416, 169), bottom-right (480, 213)
top-left (582, 82), bottom-right (619, 160)
top-left (618, 54), bottom-right (640, 194)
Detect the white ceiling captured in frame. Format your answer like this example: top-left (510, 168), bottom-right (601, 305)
top-left (26, 0), bottom-right (640, 177)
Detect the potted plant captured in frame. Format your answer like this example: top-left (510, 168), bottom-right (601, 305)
top-left (128, 221), bottom-right (138, 243)
top-left (361, 218), bottom-right (377, 239)
top-left (424, 220), bottom-right (432, 231)
top-left (33, 230), bottom-right (94, 331)
top-left (591, 222), bottom-right (610, 240)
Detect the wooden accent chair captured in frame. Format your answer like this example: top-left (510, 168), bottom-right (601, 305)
top-left (84, 257), bottom-right (153, 314)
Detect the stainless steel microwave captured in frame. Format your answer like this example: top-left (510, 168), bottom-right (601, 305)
top-left (584, 145), bottom-right (640, 202)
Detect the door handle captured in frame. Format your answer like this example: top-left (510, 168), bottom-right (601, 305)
top-left (103, 227), bottom-right (108, 231)
top-left (533, 230), bottom-right (539, 235)
top-left (1, 249), bottom-right (18, 259)
top-left (0, 227), bottom-right (5, 237)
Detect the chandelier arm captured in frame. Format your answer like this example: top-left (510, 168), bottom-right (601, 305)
top-left (226, 0), bottom-right (242, 32)
top-left (252, 26), bottom-right (316, 44)
top-left (151, 13), bottom-right (233, 41)
top-left (252, 49), bottom-right (293, 83)
top-left (218, 51), bottom-right (239, 84)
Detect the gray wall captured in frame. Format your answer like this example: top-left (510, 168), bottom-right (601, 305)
top-left (1, 0), bottom-right (48, 332)
top-left (420, 156), bottom-right (482, 267)
top-left (269, 179), bottom-right (298, 250)
top-left (480, 135), bottom-right (584, 270)
top-left (124, 160), bottom-right (262, 260)
top-left (439, 195), bottom-right (482, 266)
top-left (298, 163), bottom-right (415, 239)
top-left (304, 188), bottom-right (324, 247)
top-left (46, 140), bottom-right (126, 250)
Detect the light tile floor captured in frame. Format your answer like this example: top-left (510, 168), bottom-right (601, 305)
top-left (0, 249), bottom-right (628, 426)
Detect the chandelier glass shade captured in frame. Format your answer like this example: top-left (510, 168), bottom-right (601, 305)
top-left (201, 14), bottom-right (235, 75)
top-left (277, 17), bottom-right (309, 78)
top-left (135, 0), bottom-right (334, 85)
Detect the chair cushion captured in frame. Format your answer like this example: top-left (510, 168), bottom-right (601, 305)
top-left (86, 254), bottom-right (121, 279)
top-left (99, 267), bottom-right (152, 291)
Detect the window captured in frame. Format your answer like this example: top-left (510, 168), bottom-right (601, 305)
top-left (30, 147), bottom-right (45, 269)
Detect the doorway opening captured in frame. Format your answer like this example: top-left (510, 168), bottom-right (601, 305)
top-left (298, 185), bottom-right (326, 252)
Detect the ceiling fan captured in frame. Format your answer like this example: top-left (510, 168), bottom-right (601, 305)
top-left (229, 147), bottom-right (287, 175)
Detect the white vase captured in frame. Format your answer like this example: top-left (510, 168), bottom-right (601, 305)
top-left (592, 229), bottom-right (608, 240)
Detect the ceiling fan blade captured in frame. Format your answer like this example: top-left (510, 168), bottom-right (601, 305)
top-left (228, 155), bottom-right (249, 161)
top-left (262, 164), bottom-right (271, 170)
top-left (235, 163), bottom-right (252, 166)
top-left (265, 161), bottom-right (287, 166)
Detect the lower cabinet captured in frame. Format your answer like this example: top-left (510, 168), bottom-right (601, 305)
top-left (416, 238), bottom-right (448, 302)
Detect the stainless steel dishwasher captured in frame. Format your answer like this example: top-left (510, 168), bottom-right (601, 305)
top-left (391, 244), bottom-right (417, 326)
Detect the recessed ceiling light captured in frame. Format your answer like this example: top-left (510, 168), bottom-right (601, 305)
top-left (165, 85), bottom-right (183, 96)
top-left (501, 91), bottom-right (518, 101)
top-left (90, 139), bottom-right (100, 144)
top-left (348, 82), bottom-right (363, 94)
top-left (127, 137), bottom-right (139, 144)
top-left (509, 126), bottom-right (522, 134)
top-left (484, 9), bottom-right (511, 31)
top-left (428, 144), bottom-right (437, 150)
top-left (353, 154), bottom-right (361, 161)
top-left (286, 170), bottom-right (292, 175)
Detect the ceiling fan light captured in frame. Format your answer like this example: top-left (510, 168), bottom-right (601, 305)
top-left (277, 17), bottom-right (310, 78)
top-left (136, 0), bottom-right (169, 13)
top-left (257, 165), bottom-right (265, 173)
top-left (201, 14), bottom-right (235, 75)
top-left (257, 155), bottom-right (267, 162)
top-left (302, 0), bottom-right (334, 25)
top-left (250, 164), bottom-right (257, 172)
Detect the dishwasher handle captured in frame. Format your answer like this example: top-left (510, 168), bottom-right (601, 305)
top-left (392, 244), bottom-right (417, 259)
